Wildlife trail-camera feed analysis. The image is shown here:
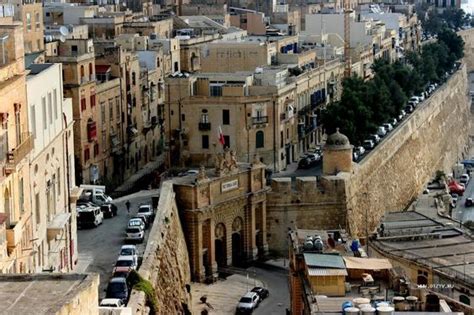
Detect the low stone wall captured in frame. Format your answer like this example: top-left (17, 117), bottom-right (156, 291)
top-left (128, 181), bottom-right (191, 314)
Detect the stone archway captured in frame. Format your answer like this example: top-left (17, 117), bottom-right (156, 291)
top-left (214, 223), bottom-right (226, 268)
top-left (460, 294), bottom-right (471, 305)
top-left (231, 217), bottom-right (244, 266)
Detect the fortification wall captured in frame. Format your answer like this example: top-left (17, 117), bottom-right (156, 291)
top-left (128, 181), bottom-right (191, 314)
top-left (267, 65), bottom-right (471, 254)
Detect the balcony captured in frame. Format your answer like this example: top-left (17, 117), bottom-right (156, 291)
top-left (199, 122), bottom-right (211, 131)
top-left (252, 116), bottom-right (268, 125)
top-left (5, 133), bottom-right (33, 172)
top-left (6, 220), bottom-right (22, 249)
top-left (47, 213), bottom-right (70, 241)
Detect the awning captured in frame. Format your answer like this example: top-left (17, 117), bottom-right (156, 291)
top-left (307, 267), bottom-right (348, 276)
top-left (47, 213), bottom-right (71, 241)
top-left (343, 257), bottom-right (392, 270)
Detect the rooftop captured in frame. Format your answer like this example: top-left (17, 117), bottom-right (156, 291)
top-left (0, 273), bottom-right (98, 314)
top-left (27, 63), bottom-right (54, 76)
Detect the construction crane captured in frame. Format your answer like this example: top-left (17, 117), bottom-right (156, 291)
top-left (343, 0), bottom-right (351, 78)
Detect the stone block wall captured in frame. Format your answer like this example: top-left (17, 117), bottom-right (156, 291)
top-left (346, 65), bottom-right (471, 237)
top-left (128, 181), bottom-right (191, 314)
top-left (267, 175), bottom-right (349, 254)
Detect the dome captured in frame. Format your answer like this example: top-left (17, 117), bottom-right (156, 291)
top-left (326, 128), bottom-right (350, 147)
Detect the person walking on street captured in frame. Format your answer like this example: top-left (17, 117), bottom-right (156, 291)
top-left (125, 200), bottom-right (131, 215)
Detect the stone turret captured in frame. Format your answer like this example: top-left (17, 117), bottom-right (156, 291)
top-left (323, 128), bottom-right (353, 175)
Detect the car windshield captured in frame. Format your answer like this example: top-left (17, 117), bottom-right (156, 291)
top-left (129, 220), bottom-right (142, 226)
top-left (108, 283), bottom-right (126, 293)
top-left (78, 211), bottom-right (95, 220)
top-left (113, 272), bottom-right (128, 278)
top-left (239, 297), bottom-right (252, 303)
top-left (138, 207), bottom-right (149, 213)
top-left (121, 248), bottom-right (135, 256)
top-left (127, 228), bottom-right (140, 234)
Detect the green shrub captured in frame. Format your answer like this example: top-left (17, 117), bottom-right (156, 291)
top-left (129, 270), bottom-right (158, 313)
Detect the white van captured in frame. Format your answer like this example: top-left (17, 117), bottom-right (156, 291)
top-left (77, 205), bottom-right (104, 228)
top-left (80, 184), bottom-right (113, 206)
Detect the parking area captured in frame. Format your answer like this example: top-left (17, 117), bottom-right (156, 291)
top-left (76, 189), bottom-right (159, 301)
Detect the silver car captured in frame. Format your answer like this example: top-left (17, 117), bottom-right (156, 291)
top-left (236, 292), bottom-right (259, 314)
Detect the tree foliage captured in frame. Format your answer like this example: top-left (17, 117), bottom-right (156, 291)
top-left (321, 29), bottom-right (464, 145)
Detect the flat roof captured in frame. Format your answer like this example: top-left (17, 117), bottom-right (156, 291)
top-left (27, 63), bottom-right (54, 76)
top-left (0, 273), bottom-right (98, 314)
top-left (373, 211), bottom-right (474, 285)
top-left (304, 253), bottom-right (346, 269)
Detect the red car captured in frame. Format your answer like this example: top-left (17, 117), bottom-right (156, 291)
top-left (448, 180), bottom-right (465, 196)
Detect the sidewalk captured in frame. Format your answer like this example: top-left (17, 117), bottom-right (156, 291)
top-left (113, 155), bottom-right (165, 196)
top-left (191, 274), bottom-right (263, 314)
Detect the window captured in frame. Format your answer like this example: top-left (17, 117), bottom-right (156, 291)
top-left (280, 131), bottom-right (284, 148)
top-left (48, 92), bottom-right (52, 124)
top-left (256, 131), bottom-right (264, 148)
top-left (209, 84), bottom-right (223, 97)
top-left (35, 193), bottom-right (40, 225)
top-left (42, 96), bottom-right (47, 129)
top-left (30, 105), bottom-right (36, 138)
top-left (19, 178), bottom-right (24, 213)
top-left (101, 102), bottom-right (106, 125)
top-left (174, 61), bottom-right (179, 72)
top-left (35, 12), bottom-right (40, 30)
top-left (53, 89), bottom-right (58, 120)
top-left (132, 72), bottom-right (136, 85)
top-left (109, 99), bottom-right (113, 120)
top-left (90, 93), bottom-right (96, 107)
top-left (223, 109), bottom-right (230, 125)
top-left (115, 96), bottom-right (121, 120)
top-left (224, 135), bottom-right (230, 148)
top-left (94, 143), bottom-right (99, 157)
top-left (26, 13), bottom-right (31, 31)
top-left (57, 167), bottom-right (61, 196)
top-left (200, 113), bottom-right (209, 123)
top-left (71, 45), bottom-right (78, 55)
top-left (84, 148), bottom-right (90, 161)
top-left (181, 114), bottom-right (185, 121)
top-left (81, 98), bottom-right (86, 111)
top-left (202, 135), bottom-right (209, 149)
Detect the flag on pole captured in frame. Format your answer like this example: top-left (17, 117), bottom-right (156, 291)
top-left (218, 126), bottom-right (225, 146)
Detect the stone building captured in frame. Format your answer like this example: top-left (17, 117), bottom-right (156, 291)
top-left (0, 18), bottom-right (34, 273)
top-left (174, 152), bottom-right (269, 282)
top-left (45, 39), bottom-right (99, 184)
top-left (26, 63), bottom-right (80, 272)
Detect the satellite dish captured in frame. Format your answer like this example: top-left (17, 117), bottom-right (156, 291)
top-left (58, 26), bottom-right (69, 36)
top-left (59, 35), bottom-right (66, 43)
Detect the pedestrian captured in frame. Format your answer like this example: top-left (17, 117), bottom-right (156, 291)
top-left (125, 200), bottom-right (131, 215)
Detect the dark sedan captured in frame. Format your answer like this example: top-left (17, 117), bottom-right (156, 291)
top-left (251, 287), bottom-right (269, 301)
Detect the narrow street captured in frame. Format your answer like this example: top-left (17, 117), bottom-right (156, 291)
top-left (76, 189), bottom-right (160, 299)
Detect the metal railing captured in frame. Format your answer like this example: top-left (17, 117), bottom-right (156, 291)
top-left (5, 132), bottom-right (33, 170)
top-left (199, 122), bottom-right (211, 131)
top-left (252, 116), bottom-right (268, 124)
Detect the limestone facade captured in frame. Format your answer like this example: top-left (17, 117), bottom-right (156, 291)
top-left (174, 152), bottom-right (269, 282)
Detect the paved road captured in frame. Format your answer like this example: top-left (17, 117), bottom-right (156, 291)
top-left (76, 189), bottom-right (160, 300)
top-left (247, 265), bottom-right (290, 315)
top-left (453, 175), bottom-right (474, 222)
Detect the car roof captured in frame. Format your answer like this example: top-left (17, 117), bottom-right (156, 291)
top-left (139, 204), bottom-right (152, 208)
top-left (121, 244), bottom-right (136, 250)
top-left (110, 277), bottom-right (126, 283)
top-left (100, 298), bottom-right (121, 304)
top-left (129, 218), bottom-right (143, 222)
top-left (243, 292), bottom-right (258, 298)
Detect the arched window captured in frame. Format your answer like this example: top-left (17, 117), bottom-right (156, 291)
top-left (256, 131), bottom-right (264, 149)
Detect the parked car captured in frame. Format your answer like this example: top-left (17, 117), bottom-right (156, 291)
top-left (409, 96), bottom-right (420, 104)
top-left (389, 118), bottom-right (397, 126)
top-left (100, 298), bottom-right (124, 308)
top-left (363, 139), bottom-right (375, 150)
top-left (298, 157), bottom-right (312, 169)
top-left (417, 93), bottom-right (425, 102)
top-left (236, 292), bottom-right (260, 314)
top-left (119, 244), bottom-right (138, 266)
top-left (112, 270), bottom-right (130, 279)
top-left (368, 134), bottom-right (381, 144)
top-left (465, 198), bottom-right (473, 207)
top-left (404, 104), bottom-right (414, 113)
top-left (382, 123), bottom-right (393, 132)
top-left (460, 173), bottom-right (470, 184)
top-left (128, 218), bottom-right (145, 231)
top-left (356, 146), bottom-right (365, 156)
top-left (137, 204), bottom-right (155, 225)
top-left (179, 169), bottom-right (199, 176)
top-left (101, 203), bottom-right (117, 218)
top-left (106, 277), bottom-right (129, 304)
top-left (251, 287), bottom-right (269, 300)
top-left (449, 180), bottom-right (465, 196)
top-left (77, 204), bottom-right (103, 228)
top-left (113, 256), bottom-right (137, 273)
top-left (353, 152), bottom-right (359, 162)
top-left (306, 153), bottom-right (321, 164)
top-left (376, 126), bottom-right (387, 137)
top-left (125, 226), bottom-right (145, 243)
top-left (451, 193), bottom-right (459, 207)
